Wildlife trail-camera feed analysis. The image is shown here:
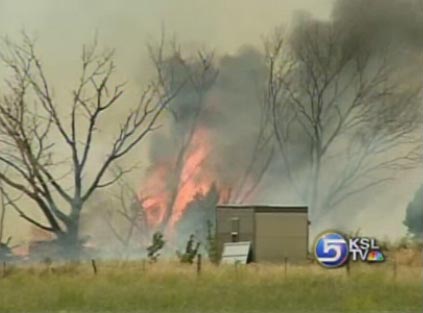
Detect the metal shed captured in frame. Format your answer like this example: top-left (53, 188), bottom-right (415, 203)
top-left (216, 205), bottom-right (309, 263)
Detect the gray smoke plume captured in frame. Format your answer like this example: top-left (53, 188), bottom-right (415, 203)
top-left (158, 0), bottom-right (423, 243)
top-left (84, 0), bottom-right (422, 256)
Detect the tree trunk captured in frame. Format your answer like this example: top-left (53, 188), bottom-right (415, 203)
top-left (57, 206), bottom-right (81, 260)
top-left (309, 151), bottom-right (322, 221)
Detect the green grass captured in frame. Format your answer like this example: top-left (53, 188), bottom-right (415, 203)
top-left (0, 260), bottom-right (421, 313)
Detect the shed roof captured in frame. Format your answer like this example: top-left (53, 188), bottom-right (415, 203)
top-left (217, 204), bottom-right (308, 213)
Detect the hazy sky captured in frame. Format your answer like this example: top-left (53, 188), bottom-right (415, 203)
top-left (0, 0), bottom-right (420, 243)
top-left (0, 0), bottom-right (334, 49)
top-left (0, 0), bottom-right (334, 83)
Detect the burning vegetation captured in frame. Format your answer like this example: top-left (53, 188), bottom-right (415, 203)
top-left (0, 0), bottom-right (421, 261)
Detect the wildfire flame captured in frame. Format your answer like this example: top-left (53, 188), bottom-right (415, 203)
top-left (138, 127), bottom-right (220, 231)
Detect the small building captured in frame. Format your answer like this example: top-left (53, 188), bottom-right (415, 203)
top-left (216, 205), bottom-right (309, 263)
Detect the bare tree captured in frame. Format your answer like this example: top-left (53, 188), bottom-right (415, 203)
top-left (103, 174), bottom-right (147, 256)
top-left (229, 77), bottom-right (275, 204)
top-left (0, 182), bottom-right (6, 245)
top-left (0, 179), bottom-right (20, 260)
top-left (164, 52), bottom-right (218, 227)
top-left (0, 34), bottom-right (182, 256)
top-left (264, 23), bottom-right (422, 220)
top-left (140, 40), bottom-right (219, 229)
top-left (0, 182), bottom-right (12, 248)
top-left (142, 40), bottom-right (275, 230)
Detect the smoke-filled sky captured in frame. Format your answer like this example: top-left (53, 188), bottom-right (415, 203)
top-left (0, 0), bottom-right (336, 97)
top-left (0, 0), bottom-right (333, 51)
top-left (0, 0), bottom-right (421, 245)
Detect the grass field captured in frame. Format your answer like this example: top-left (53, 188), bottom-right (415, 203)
top-left (0, 249), bottom-right (421, 313)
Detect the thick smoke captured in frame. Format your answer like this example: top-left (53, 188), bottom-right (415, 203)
top-left (2, 0), bottom-right (421, 259)
top-left (80, 0), bottom-right (423, 257)
top-left (165, 0), bottom-right (422, 243)
top-left (137, 47), bottom-right (271, 248)
top-left (333, 0), bottom-right (423, 50)
top-left (286, 0), bottom-right (422, 234)
top-left (147, 46), bottom-right (268, 189)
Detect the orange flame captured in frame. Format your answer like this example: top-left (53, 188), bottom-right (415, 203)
top-left (138, 127), bottom-right (218, 231)
top-left (169, 129), bottom-right (211, 227)
top-left (138, 163), bottom-right (171, 228)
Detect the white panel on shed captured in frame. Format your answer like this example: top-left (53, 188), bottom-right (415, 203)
top-left (221, 241), bottom-right (251, 264)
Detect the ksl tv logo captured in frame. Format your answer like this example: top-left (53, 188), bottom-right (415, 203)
top-left (314, 231), bottom-right (385, 268)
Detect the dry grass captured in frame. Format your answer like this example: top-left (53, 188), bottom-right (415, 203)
top-left (0, 249), bottom-right (421, 313)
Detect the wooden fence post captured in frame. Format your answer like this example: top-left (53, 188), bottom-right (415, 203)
top-left (345, 261), bottom-right (351, 277)
top-left (284, 257), bottom-right (288, 278)
top-left (142, 259), bottom-right (146, 272)
top-left (2, 261), bottom-right (6, 278)
top-left (196, 254), bottom-right (202, 276)
top-left (234, 260), bottom-right (239, 276)
top-left (91, 259), bottom-right (98, 275)
top-left (393, 257), bottom-right (397, 281)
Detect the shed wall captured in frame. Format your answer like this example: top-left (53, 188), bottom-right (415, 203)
top-left (255, 212), bottom-right (308, 262)
top-left (216, 208), bottom-right (254, 257)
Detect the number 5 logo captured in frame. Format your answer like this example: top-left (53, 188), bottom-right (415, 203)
top-left (314, 232), bottom-right (349, 268)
